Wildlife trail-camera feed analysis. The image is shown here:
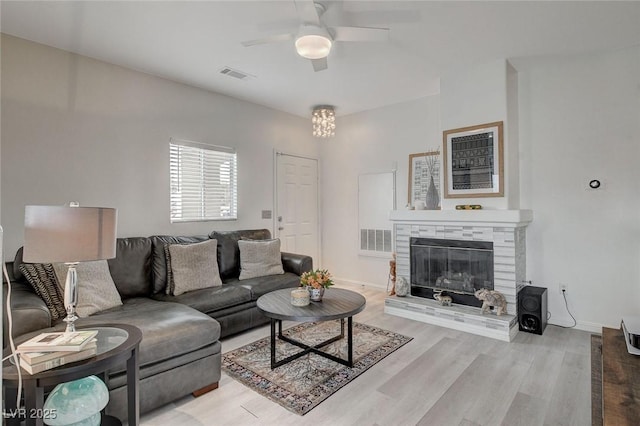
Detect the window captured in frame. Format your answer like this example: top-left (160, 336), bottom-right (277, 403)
top-left (170, 138), bottom-right (237, 222)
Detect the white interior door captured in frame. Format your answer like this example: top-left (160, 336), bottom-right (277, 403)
top-left (275, 153), bottom-right (319, 267)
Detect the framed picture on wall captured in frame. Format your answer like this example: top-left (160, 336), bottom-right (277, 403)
top-left (443, 121), bottom-right (504, 198)
top-left (408, 151), bottom-right (440, 210)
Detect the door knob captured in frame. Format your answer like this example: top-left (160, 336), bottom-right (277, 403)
top-left (278, 226), bottom-right (284, 230)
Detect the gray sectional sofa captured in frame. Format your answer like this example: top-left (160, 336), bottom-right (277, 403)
top-left (3, 229), bottom-right (312, 421)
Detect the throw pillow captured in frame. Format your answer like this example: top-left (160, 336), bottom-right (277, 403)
top-left (163, 244), bottom-right (175, 295)
top-left (167, 239), bottom-right (222, 296)
top-left (52, 260), bottom-right (123, 317)
top-left (238, 238), bottom-right (285, 280)
top-left (19, 263), bottom-right (67, 320)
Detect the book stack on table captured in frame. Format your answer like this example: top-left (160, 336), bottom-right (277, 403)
top-left (16, 330), bottom-right (99, 374)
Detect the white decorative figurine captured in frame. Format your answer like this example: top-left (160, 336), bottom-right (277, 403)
top-left (474, 288), bottom-right (507, 316)
top-left (395, 277), bottom-right (410, 297)
top-left (433, 292), bottom-right (452, 306)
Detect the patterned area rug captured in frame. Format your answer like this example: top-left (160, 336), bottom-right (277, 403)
top-left (222, 320), bottom-right (412, 415)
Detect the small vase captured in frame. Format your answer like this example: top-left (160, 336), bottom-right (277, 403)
top-left (426, 174), bottom-right (439, 210)
top-left (308, 287), bottom-right (325, 302)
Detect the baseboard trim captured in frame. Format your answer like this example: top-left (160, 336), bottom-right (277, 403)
top-left (334, 277), bottom-right (387, 290)
top-left (548, 320), bottom-right (603, 334)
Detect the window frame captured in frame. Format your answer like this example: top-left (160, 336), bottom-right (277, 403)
top-left (169, 138), bottom-right (238, 223)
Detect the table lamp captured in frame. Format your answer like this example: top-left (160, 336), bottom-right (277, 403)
top-left (23, 204), bottom-right (117, 333)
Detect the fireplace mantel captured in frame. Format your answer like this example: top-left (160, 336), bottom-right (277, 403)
top-left (389, 209), bottom-right (533, 227)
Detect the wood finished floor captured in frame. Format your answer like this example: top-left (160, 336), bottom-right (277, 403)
top-left (140, 284), bottom-right (593, 426)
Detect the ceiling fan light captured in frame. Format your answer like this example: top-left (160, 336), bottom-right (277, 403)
top-left (295, 34), bottom-right (332, 59)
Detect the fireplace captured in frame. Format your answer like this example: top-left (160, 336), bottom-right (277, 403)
top-left (385, 209), bottom-right (532, 341)
top-left (410, 237), bottom-right (494, 308)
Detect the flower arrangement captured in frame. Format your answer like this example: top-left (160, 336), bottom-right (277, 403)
top-left (300, 269), bottom-right (334, 289)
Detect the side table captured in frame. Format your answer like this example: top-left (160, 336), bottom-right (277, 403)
top-left (601, 327), bottom-right (640, 425)
top-left (3, 324), bottom-right (142, 426)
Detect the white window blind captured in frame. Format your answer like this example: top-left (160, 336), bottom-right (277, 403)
top-left (170, 139), bottom-right (237, 222)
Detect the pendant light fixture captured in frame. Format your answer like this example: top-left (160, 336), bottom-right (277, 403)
top-left (312, 106), bottom-right (336, 138)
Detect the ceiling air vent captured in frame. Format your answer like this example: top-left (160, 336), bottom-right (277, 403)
top-left (219, 67), bottom-right (254, 81)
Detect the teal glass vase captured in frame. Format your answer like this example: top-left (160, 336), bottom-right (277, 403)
top-left (43, 375), bottom-right (109, 426)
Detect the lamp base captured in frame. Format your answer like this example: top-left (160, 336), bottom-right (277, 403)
top-left (63, 313), bottom-right (79, 334)
top-left (63, 263), bottom-right (79, 334)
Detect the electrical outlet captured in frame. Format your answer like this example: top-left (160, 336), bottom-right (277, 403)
top-left (559, 283), bottom-right (568, 293)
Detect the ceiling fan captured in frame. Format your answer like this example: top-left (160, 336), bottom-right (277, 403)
top-left (241, 0), bottom-right (390, 72)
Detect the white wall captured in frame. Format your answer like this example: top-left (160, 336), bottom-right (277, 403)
top-left (0, 35), bottom-right (318, 259)
top-left (518, 46), bottom-right (640, 329)
top-left (322, 46), bottom-right (639, 330)
top-left (3, 34), bottom-right (637, 331)
top-left (440, 59), bottom-right (519, 209)
top-left (320, 96), bottom-right (441, 287)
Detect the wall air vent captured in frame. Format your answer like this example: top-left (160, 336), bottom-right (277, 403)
top-left (219, 67), bottom-right (254, 81)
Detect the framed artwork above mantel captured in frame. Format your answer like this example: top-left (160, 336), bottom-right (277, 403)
top-left (408, 151), bottom-right (440, 210)
top-left (443, 121), bottom-right (504, 198)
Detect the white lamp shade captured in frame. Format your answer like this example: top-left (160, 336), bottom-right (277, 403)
top-left (23, 206), bottom-right (117, 263)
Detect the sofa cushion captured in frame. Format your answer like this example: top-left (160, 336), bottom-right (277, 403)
top-left (74, 298), bottom-right (221, 368)
top-left (152, 283), bottom-right (252, 315)
top-left (233, 271), bottom-right (301, 300)
top-left (238, 239), bottom-right (284, 280)
top-left (167, 239), bottom-right (222, 296)
top-left (150, 235), bottom-right (209, 294)
top-left (52, 260), bottom-right (123, 317)
top-left (18, 263), bottom-right (67, 320)
top-left (107, 237), bottom-right (153, 298)
top-left (209, 229), bottom-right (271, 281)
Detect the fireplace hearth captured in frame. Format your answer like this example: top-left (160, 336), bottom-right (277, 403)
top-left (410, 237), bottom-right (494, 308)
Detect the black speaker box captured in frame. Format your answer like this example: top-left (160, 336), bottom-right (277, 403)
top-left (518, 286), bottom-right (547, 335)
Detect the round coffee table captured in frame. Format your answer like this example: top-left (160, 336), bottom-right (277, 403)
top-left (257, 288), bottom-right (366, 369)
top-left (3, 324), bottom-right (142, 426)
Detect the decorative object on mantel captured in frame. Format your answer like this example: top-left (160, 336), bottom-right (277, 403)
top-left (433, 292), bottom-right (452, 306)
top-left (455, 204), bottom-right (482, 210)
top-left (290, 288), bottom-right (310, 306)
top-left (443, 121), bottom-right (504, 199)
top-left (388, 253), bottom-right (397, 296)
top-left (300, 269), bottom-right (334, 302)
top-left (395, 276), bottom-right (410, 297)
top-left (474, 288), bottom-right (507, 316)
top-left (408, 150), bottom-right (441, 210)
top-left (311, 105), bottom-right (335, 138)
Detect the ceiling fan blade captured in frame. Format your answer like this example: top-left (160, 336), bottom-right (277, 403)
top-left (341, 10), bottom-right (420, 25)
top-left (294, 0), bottom-right (320, 25)
top-left (311, 57), bottom-right (328, 72)
top-left (331, 26), bottom-right (390, 42)
top-left (241, 33), bottom-right (294, 47)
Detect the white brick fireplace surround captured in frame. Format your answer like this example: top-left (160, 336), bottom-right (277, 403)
top-left (385, 209), bottom-right (533, 341)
